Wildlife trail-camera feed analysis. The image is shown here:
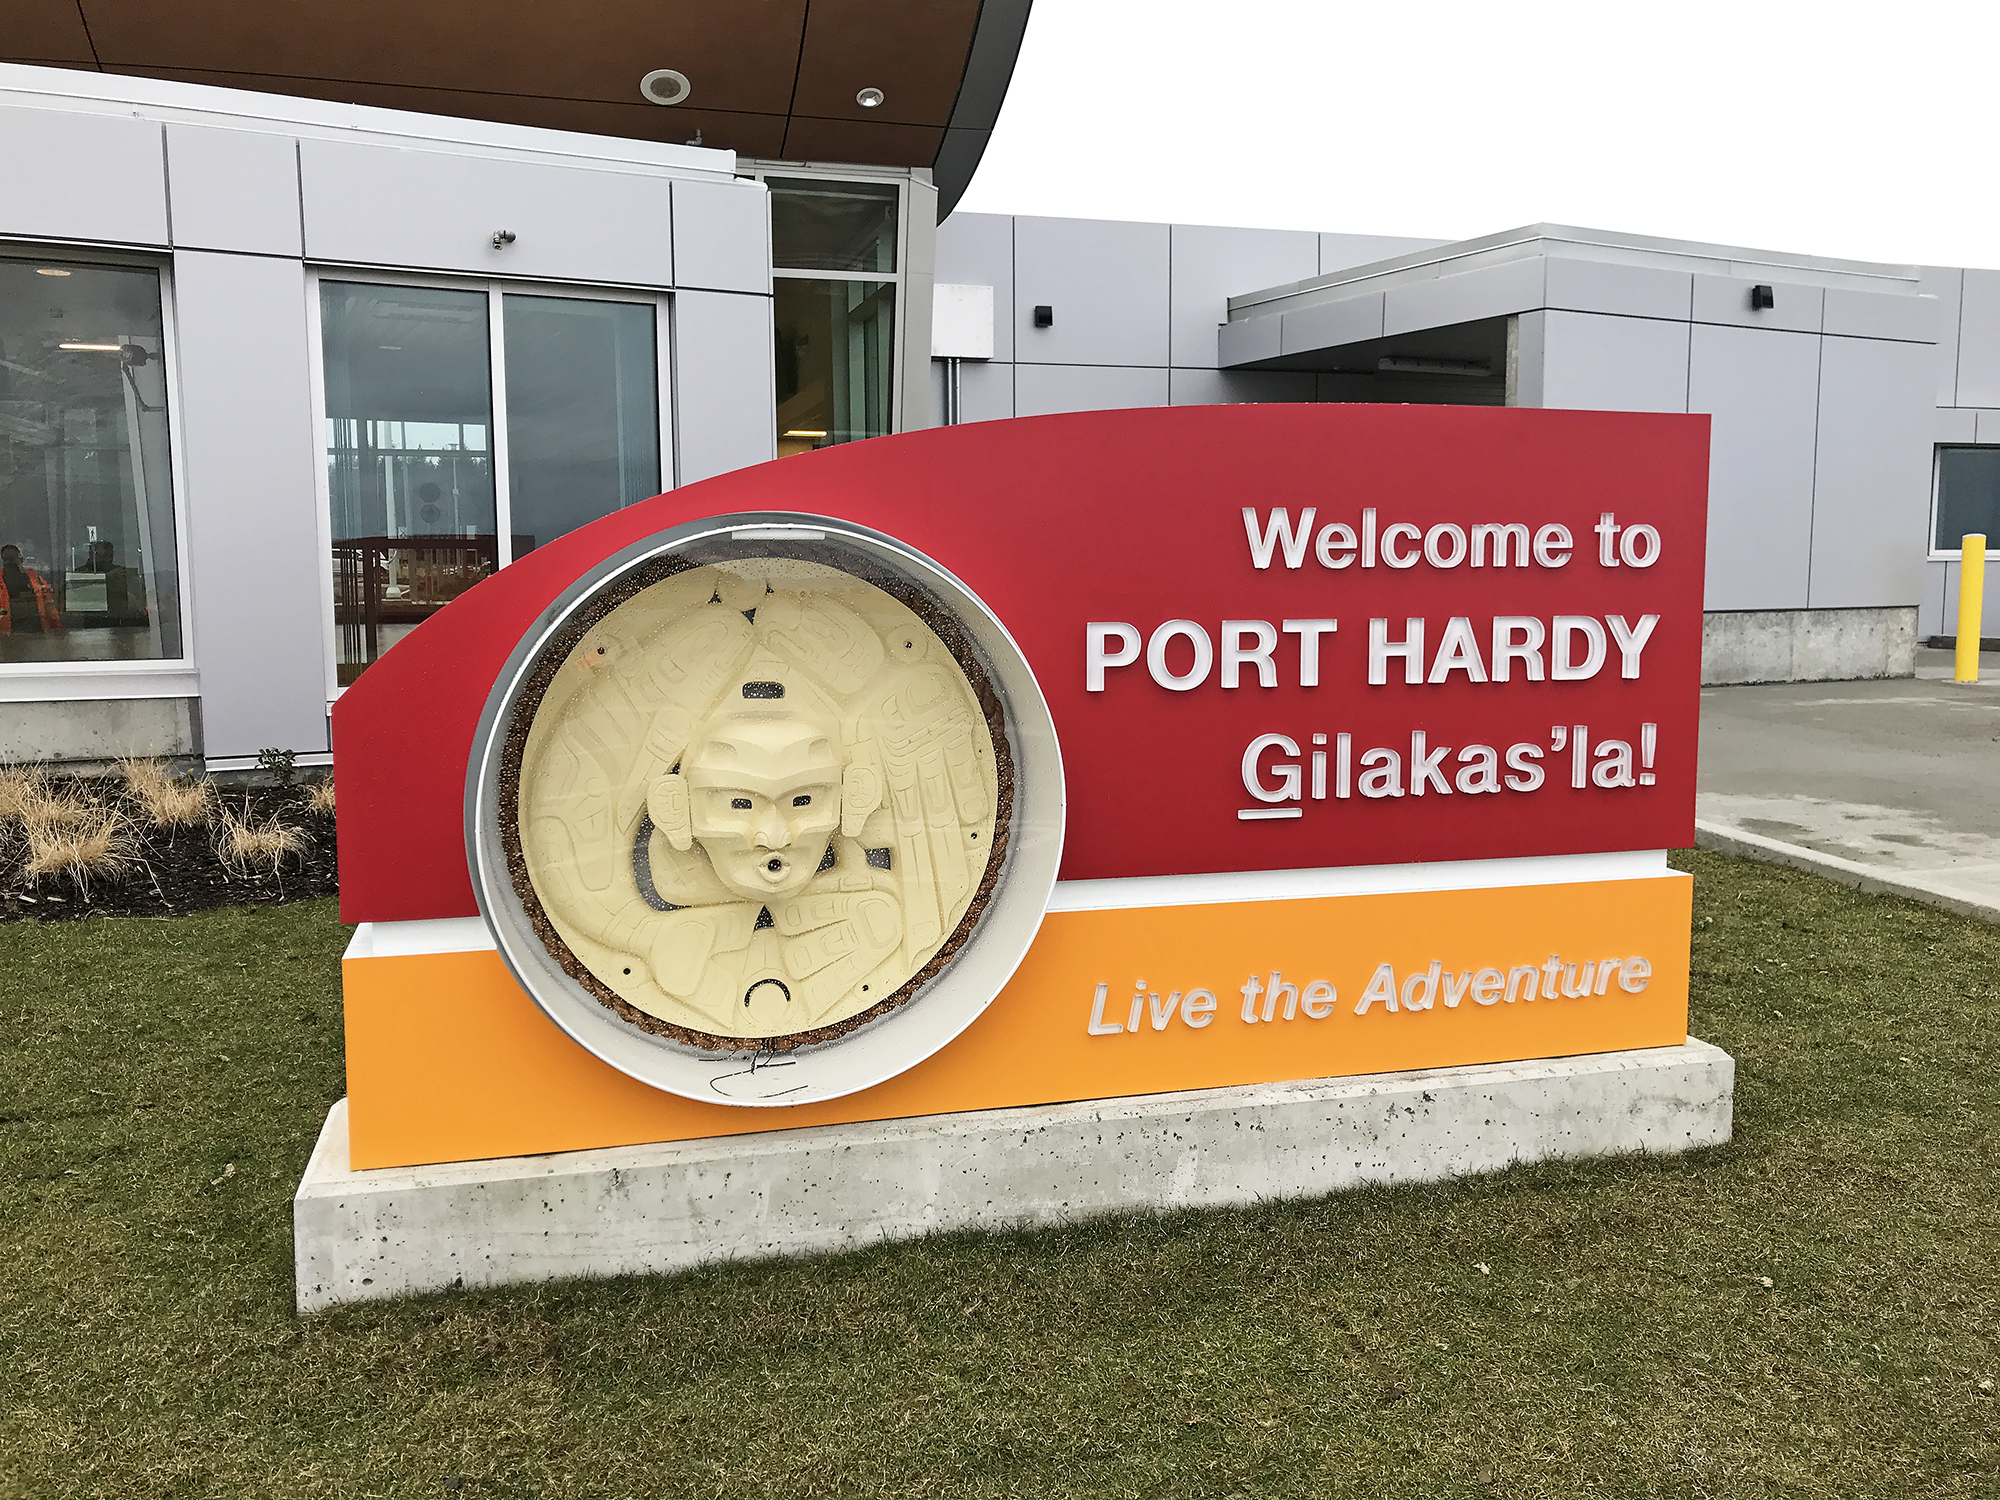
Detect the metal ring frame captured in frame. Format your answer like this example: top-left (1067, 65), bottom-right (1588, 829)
top-left (464, 513), bottom-right (1065, 1107)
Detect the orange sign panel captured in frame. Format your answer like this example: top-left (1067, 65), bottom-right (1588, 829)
top-left (345, 874), bottom-right (1690, 1170)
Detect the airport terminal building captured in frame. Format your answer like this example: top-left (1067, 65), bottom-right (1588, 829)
top-left (0, 10), bottom-right (1996, 770)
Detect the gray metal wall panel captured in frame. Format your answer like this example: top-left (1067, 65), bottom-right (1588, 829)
top-left (166, 124), bottom-right (301, 256)
top-left (1281, 294), bottom-right (1384, 356)
top-left (1939, 557), bottom-right (2000, 636)
top-left (1512, 309), bottom-right (1547, 407)
top-left (1822, 287), bottom-right (1934, 343)
top-left (299, 139), bottom-right (674, 286)
top-left (1383, 258), bottom-right (1544, 337)
top-left (1537, 310), bottom-right (1690, 414)
top-left (1543, 257), bottom-right (1691, 320)
top-left (1809, 335), bottom-right (1935, 608)
top-left (899, 175), bottom-right (939, 432)
top-left (1013, 217), bottom-right (1169, 367)
top-left (1919, 559), bottom-right (1948, 638)
top-left (672, 290), bottom-right (775, 484)
top-left (935, 212), bottom-right (1016, 362)
top-left (1014, 364), bottom-right (1170, 417)
top-left (172, 252), bottom-right (328, 758)
top-left (1218, 314), bottom-right (1281, 367)
top-left (1692, 274), bottom-right (1822, 333)
top-left (1919, 266), bottom-right (1963, 405)
top-left (1977, 410), bottom-right (2000, 444)
top-left (1168, 368), bottom-right (1316, 405)
top-left (1953, 269), bottom-right (2000, 408)
top-left (1169, 224), bottom-right (1317, 368)
top-left (0, 105), bottom-right (167, 247)
top-left (670, 178), bottom-right (770, 294)
top-left (1936, 408), bottom-right (1978, 443)
top-left (1687, 324), bottom-right (1820, 612)
top-left (1319, 233), bottom-right (1447, 275)
top-left (955, 359), bottom-right (1015, 423)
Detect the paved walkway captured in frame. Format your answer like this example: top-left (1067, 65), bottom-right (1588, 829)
top-left (1696, 647), bottom-right (2000, 918)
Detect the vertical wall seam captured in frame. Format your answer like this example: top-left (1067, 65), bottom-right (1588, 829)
top-left (1804, 334), bottom-right (1825, 609)
top-left (157, 122), bottom-right (172, 245)
top-left (1953, 269), bottom-right (1967, 407)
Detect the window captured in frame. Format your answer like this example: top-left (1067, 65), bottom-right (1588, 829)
top-left (768, 178), bottom-right (899, 457)
top-left (0, 256), bottom-right (182, 664)
top-left (502, 294), bottom-right (658, 557)
top-left (1935, 446), bottom-right (2000, 555)
top-left (318, 279), bottom-right (663, 685)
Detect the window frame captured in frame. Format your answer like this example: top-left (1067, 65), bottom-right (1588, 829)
top-left (0, 243), bottom-right (199, 696)
top-left (739, 164), bottom-right (914, 448)
top-left (304, 267), bottom-right (673, 704)
top-left (1928, 443), bottom-right (2000, 561)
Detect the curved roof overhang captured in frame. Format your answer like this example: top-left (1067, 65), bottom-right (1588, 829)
top-left (6, 0), bottom-right (1030, 212)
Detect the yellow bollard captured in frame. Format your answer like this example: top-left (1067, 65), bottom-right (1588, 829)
top-left (1957, 533), bottom-right (1987, 683)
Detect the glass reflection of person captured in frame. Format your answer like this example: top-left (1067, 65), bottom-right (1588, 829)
top-left (87, 540), bottom-right (147, 622)
top-left (0, 544), bottom-right (62, 636)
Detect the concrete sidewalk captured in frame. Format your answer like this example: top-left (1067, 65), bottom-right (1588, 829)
top-left (1696, 647), bottom-right (2000, 919)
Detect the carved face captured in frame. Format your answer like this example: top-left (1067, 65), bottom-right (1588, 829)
top-left (683, 713), bottom-right (842, 901)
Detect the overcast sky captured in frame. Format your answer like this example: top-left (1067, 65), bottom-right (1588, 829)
top-left (955, 0), bottom-right (1999, 269)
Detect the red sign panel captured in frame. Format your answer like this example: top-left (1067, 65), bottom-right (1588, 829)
top-left (334, 404), bottom-right (1708, 922)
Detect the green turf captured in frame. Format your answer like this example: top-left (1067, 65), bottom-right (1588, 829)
top-left (1, 850), bottom-right (1995, 1498)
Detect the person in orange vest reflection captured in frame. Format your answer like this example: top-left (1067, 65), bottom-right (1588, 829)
top-left (0, 544), bottom-right (63, 635)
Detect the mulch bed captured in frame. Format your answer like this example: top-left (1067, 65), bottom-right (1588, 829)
top-left (0, 778), bottom-right (337, 924)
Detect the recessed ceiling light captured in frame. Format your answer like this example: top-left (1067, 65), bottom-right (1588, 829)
top-left (640, 69), bottom-right (692, 106)
top-left (36, 267), bottom-right (72, 277)
top-left (856, 87), bottom-right (884, 108)
top-left (59, 342), bottom-right (122, 352)
top-left (784, 429), bottom-right (828, 439)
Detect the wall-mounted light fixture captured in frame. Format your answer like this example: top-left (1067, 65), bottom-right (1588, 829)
top-left (1749, 284), bottom-right (1776, 311)
top-left (1033, 305), bottom-right (1054, 328)
top-left (492, 230), bottom-right (517, 250)
top-left (856, 87), bottom-right (885, 108)
top-left (640, 69), bottom-right (693, 106)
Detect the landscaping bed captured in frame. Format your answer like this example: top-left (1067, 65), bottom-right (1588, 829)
top-left (0, 851), bottom-right (1994, 1497)
top-left (0, 761), bottom-right (337, 922)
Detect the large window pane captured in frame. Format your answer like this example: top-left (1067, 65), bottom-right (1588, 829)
top-left (769, 179), bottom-right (898, 273)
top-left (0, 257), bottom-right (181, 664)
top-left (774, 279), bottom-right (895, 456)
top-left (321, 282), bottom-right (494, 685)
top-left (1936, 446), bottom-right (2000, 552)
top-left (502, 294), bottom-right (659, 557)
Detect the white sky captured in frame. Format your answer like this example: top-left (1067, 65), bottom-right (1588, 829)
top-left (955, 0), bottom-right (2000, 269)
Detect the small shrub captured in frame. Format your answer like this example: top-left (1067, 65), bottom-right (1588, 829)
top-left (214, 801), bottom-right (311, 880)
top-left (306, 776), bottom-right (336, 817)
top-left (256, 748), bottom-right (298, 787)
top-left (23, 809), bottom-right (139, 897)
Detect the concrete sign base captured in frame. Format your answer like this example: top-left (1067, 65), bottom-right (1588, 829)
top-left (294, 1040), bottom-right (1734, 1313)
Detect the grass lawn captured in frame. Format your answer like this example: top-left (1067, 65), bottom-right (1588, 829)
top-left (0, 849), bottom-right (1995, 1498)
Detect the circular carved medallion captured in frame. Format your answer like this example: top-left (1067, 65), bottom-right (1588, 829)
top-left (511, 556), bottom-right (1004, 1049)
top-left (468, 516), bottom-right (1063, 1107)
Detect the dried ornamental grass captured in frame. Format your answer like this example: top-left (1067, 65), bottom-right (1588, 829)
top-left (127, 771), bottom-right (216, 830)
top-left (213, 801), bottom-right (311, 879)
top-left (306, 776), bottom-right (336, 816)
top-left (116, 757), bottom-right (171, 796)
top-left (0, 769), bottom-right (100, 831)
top-left (18, 785), bottom-right (102, 831)
top-left (22, 809), bottom-right (139, 896)
top-left (0, 765), bottom-right (49, 823)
